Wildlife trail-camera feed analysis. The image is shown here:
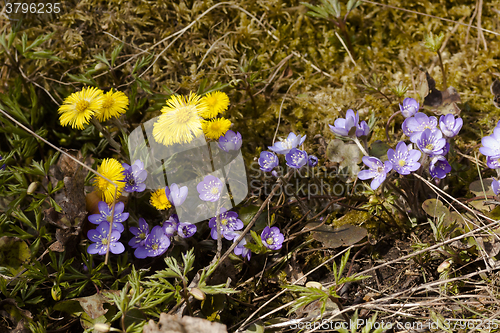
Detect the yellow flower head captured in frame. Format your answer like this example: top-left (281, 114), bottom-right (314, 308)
top-left (200, 91), bottom-right (229, 119)
top-left (95, 89), bottom-right (129, 122)
top-left (93, 158), bottom-right (126, 204)
top-left (58, 87), bottom-right (104, 130)
top-left (202, 117), bottom-right (232, 140)
top-left (150, 188), bottom-right (172, 210)
top-left (152, 93), bottom-right (207, 147)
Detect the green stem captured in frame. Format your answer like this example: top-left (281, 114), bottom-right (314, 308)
top-left (90, 118), bottom-right (122, 152)
top-left (437, 51), bottom-right (447, 88)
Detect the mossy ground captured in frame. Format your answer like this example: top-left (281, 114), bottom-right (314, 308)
top-left (1, 0), bottom-right (500, 332)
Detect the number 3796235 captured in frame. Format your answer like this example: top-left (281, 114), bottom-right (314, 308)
top-left (6, 2), bottom-right (61, 14)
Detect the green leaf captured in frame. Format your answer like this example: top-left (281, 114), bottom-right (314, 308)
top-left (347, 0), bottom-right (362, 12)
top-left (0, 236), bottom-right (31, 276)
top-left (111, 43), bottom-right (124, 67)
top-left (25, 32), bottom-right (54, 52)
top-left (66, 73), bottom-right (97, 86)
top-left (92, 51), bottom-right (110, 67)
top-left (301, 2), bottom-right (329, 19)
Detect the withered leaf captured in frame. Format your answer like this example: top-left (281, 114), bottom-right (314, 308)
top-left (73, 293), bottom-right (108, 320)
top-left (44, 151), bottom-right (88, 248)
top-left (419, 71), bottom-right (461, 116)
top-left (305, 222), bottom-right (367, 248)
top-left (143, 313), bottom-right (227, 333)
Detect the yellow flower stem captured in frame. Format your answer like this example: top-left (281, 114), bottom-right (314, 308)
top-left (90, 118), bottom-right (122, 152)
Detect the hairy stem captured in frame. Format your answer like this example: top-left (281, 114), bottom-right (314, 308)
top-left (352, 137), bottom-right (369, 156)
top-left (437, 50), bottom-right (447, 88)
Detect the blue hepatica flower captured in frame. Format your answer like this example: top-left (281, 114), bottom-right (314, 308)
top-left (165, 183), bottom-right (188, 206)
top-left (177, 222), bottom-right (197, 238)
top-left (88, 201), bottom-right (129, 233)
top-left (163, 214), bottom-right (179, 237)
top-left (480, 127), bottom-right (500, 157)
top-left (357, 120), bottom-right (370, 137)
top-left (261, 226), bottom-right (284, 250)
top-left (197, 175), bottom-right (223, 202)
top-left (128, 217), bottom-right (150, 249)
top-left (87, 222), bottom-right (124, 255)
top-left (308, 155), bottom-right (318, 167)
top-left (162, 214), bottom-right (196, 238)
top-left (402, 112), bottom-right (438, 143)
top-left (285, 148), bottom-right (308, 169)
top-left (429, 156), bottom-right (451, 179)
top-left (218, 130), bottom-right (242, 152)
top-left (492, 179), bottom-right (500, 195)
top-left (399, 98), bottom-right (419, 118)
top-left (358, 156), bottom-right (392, 190)
top-left (122, 160), bottom-right (147, 192)
top-left (387, 141), bottom-right (421, 175)
top-left (233, 235), bottom-right (251, 261)
top-left (442, 141), bottom-right (450, 155)
top-left (439, 114), bottom-right (463, 138)
top-left (258, 151), bottom-right (279, 172)
top-left (416, 129), bottom-right (446, 156)
top-left (0, 155), bottom-right (5, 170)
top-left (268, 132), bottom-right (306, 155)
top-left (486, 156), bottom-right (500, 169)
top-left (136, 225), bottom-right (170, 258)
top-left (328, 109), bottom-right (369, 137)
top-left (209, 208), bottom-right (243, 240)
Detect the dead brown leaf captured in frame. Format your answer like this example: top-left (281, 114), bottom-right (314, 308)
top-left (143, 313), bottom-right (227, 333)
top-left (73, 293), bottom-right (108, 320)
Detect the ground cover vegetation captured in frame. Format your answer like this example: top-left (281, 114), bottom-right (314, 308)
top-left (1, 0), bottom-right (500, 332)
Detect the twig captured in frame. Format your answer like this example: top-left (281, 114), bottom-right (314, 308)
top-left (335, 31), bottom-right (357, 67)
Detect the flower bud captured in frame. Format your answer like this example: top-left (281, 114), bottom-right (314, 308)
top-left (51, 284), bottom-right (61, 301)
top-left (437, 259), bottom-right (452, 273)
top-left (306, 281), bottom-right (323, 290)
top-left (27, 182), bottom-right (38, 195)
top-left (94, 323), bottom-right (110, 332)
top-left (95, 63), bottom-right (107, 72)
top-left (189, 287), bottom-right (206, 301)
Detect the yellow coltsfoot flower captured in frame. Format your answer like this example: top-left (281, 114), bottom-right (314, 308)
top-left (95, 89), bottom-right (129, 122)
top-left (152, 93), bottom-right (207, 146)
top-left (58, 87), bottom-right (104, 130)
top-left (150, 188), bottom-right (172, 210)
top-left (200, 91), bottom-right (229, 119)
top-left (93, 158), bottom-right (126, 204)
top-left (202, 117), bottom-right (231, 140)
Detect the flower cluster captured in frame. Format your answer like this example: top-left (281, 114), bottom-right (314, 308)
top-left (151, 91), bottom-right (237, 147)
top-left (87, 201), bottom-right (129, 255)
top-left (206, 206), bottom-right (285, 260)
top-left (128, 215), bottom-right (197, 259)
top-left (258, 132), bottom-right (318, 173)
top-left (58, 87), bottom-right (129, 130)
top-left (480, 121), bottom-right (500, 194)
top-left (332, 98), bottom-right (462, 190)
